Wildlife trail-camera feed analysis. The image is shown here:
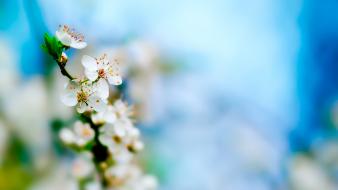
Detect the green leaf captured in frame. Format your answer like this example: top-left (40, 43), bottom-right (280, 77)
top-left (41, 32), bottom-right (64, 61)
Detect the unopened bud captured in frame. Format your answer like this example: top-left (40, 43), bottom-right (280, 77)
top-left (59, 52), bottom-right (68, 64)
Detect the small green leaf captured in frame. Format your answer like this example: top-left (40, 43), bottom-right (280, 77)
top-left (41, 32), bottom-right (64, 61)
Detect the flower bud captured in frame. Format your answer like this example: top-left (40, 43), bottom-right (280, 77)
top-left (58, 52), bottom-right (68, 64)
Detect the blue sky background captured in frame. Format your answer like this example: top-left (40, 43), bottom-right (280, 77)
top-left (3, 0), bottom-right (338, 189)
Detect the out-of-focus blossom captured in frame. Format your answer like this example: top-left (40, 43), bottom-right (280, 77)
top-left (3, 77), bottom-right (50, 154)
top-left (127, 40), bottom-right (163, 124)
top-left (49, 71), bottom-right (73, 119)
top-left (105, 163), bottom-right (157, 190)
top-left (288, 155), bottom-right (335, 190)
top-left (59, 121), bottom-right (95, 146)
top-left (56, 25), bottom-right (87, 49)
top-left (85, 181), bottom-right (102, 190)
top-left (0, 121), bottom-right (9, 165)
top-left (113, 100), bottom-right (134, 122)
top-left (30, 164), bottom-right (78, 190)
top-left (91, 105), bottom-right (117, 125)
top-left (71, 155), bottom-right (95, 179)
top-left (0, 38), bottom-right (19, 99)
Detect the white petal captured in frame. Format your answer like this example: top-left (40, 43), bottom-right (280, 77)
top-left (74, 121), bottom-right (84, 135)
top-left (55, 30), bottom-right (63, 40)
top-left (96, 79), bottom-right (109, 99)
top-left (88, 96), bottom-right (106, 113)
top-left (82, 55), bottom-right (98, 71)
top-left (60, 92), bottom-right (77, 106)
top-left (56, 31), bottom-right (72, 46)
top-left (59, 128), bottom-right (75, 144)
top-left (107, 75), bottom-right (122, 85)
top-left (101, 123), bottom-right (115, 133)
top-left (133, 141), bottom-right (144, 151)
top-left (114, 122), bottom-right (126, 137)
top-left (85, 70), bottom-right (98, 81)
top-left (75, 123), bottom-right (94, 141)
top-left (104, 106), bottom-right (116, 124)
top-left (98, 133), bottom-right (113, 147)
top-left (71, 41), bottom-right (87, 49)
top-left (91, 112), bottom-right (104, 124)
top-left (129, 127), bottom-right (140, 138)
top-left (77, 102), bottom-right (88, 113)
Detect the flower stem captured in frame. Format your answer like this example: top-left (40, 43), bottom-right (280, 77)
top-left (80, 113), bottom-right (109, 188)
top-left (56, 61), bottom-right (75, 80)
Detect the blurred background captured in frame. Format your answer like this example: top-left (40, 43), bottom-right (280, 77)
top-left (1, 0), bottom-right (338, 189)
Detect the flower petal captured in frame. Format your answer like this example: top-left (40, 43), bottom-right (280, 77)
top-left (98, 133), bottom-right (112, 147)
top-left (59, 128), bottom-right (75, 144)
top-left (61, 92), bottom-right (77, 106)
top-left (88, 96), bottom-right (106, 113)
top-left (96, 79), bottom-right (109, 99)
top-left (71, 41), bottom-right (87, 49)
top-left (56, 31), bottom-right (72, 46)
top-left (55, 30), bottom-right (63, 40)
top-left (77, 102), bottom-right (88, 113)
top-left (82, 55), bottom-right (98, 71)
top-left (73, 121), bottom-right (84, 135)
top-left (104, 106), bottom-right (116, 124)
top-left (107, 75), bottom-right (122, 85)
top-left (114, 122), bottom-right (126, 137)
top-left (85, 70), bottom-right (98, 81)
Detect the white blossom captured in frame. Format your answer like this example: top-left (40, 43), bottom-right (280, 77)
top-left (61, 80), bottom-right (106, 113)
top-left (105, 163), bottom-right (157, 190)
top-left (59, 121), bottom-right (95, 146)
top-left (91, 105), bottom-right (117, 125)
top-left (56, 25), bottom-right (87, 49)
top-left (99, 121), bottom-right (143, 157)
top-left (81, 54), bottom-right (122, 86)
top-left (72, 155), bottom-right (94, 179)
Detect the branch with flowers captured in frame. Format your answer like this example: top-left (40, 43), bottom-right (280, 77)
top-left (41, 25), bottom-right (157, 190)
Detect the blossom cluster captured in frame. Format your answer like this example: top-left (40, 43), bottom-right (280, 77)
top-left (43, 25), bottom-right (157, 190)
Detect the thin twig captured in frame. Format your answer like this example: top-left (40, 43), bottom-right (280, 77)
top-left (56, 61), bottom-right (75, 80)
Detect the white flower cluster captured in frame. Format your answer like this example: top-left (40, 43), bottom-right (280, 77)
top-left (60, 53), bottom-right (122, 114)
top-left (53, 25), bottom-right (157, 190)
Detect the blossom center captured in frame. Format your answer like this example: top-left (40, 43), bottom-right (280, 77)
top-left (81, 127), bottom-right (92, 138)
top-left (59, 25), bottom-right (84, 42)
top-left (112, 135), bottom-right (122, 143)
top-left (77, 91), bottom-right (89, 103)
top-left (98, 69), bottom-right (106, 78)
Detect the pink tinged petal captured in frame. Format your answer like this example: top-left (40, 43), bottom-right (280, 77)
top-left (107, 75), bottom-right (122, 85)
top-left (77, 102), bottom-right (88, 113)
top-left (82, 55), bottom-right (98, 71)
top-left (96, 79), bottom-right (109, 99)
top-left (88, 96), bottom-right (106, 113)
top-left (85, 70), bottom-right (98, 81)
top-left (61, 92), bottom-right (77, 106)
top-left (71, 41), bottom-right (87, 49)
